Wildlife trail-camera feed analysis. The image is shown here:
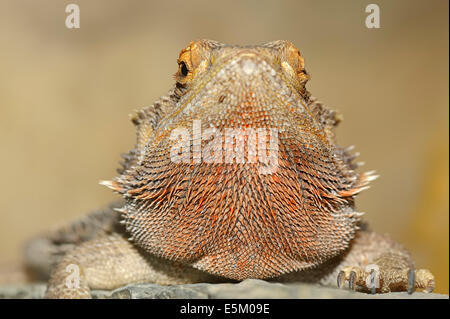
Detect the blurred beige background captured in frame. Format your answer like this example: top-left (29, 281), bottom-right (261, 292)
top-left (0, 0), bottom-right (448, 293)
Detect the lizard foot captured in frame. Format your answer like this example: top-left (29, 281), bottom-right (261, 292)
top-left (337, 265), bottom-right (435, 294)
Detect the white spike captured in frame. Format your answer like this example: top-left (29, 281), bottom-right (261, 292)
top-left (365, 174), bottom-right (380, 182)
top-left (99, 180), bottom-right (115, 190)
top-left (345, 145), bottom-right (355, 152)
top-left (348, 211), bottom-right (365, 218)
top-left (113, 207), bottom-right (127, 214)
top-left (354, 185), bottom-right (371, 195)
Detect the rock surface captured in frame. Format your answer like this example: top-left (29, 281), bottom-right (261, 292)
top-left (0, 279), bottom-right (448, 299)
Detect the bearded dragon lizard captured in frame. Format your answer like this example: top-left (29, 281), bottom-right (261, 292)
top-left (25, 40), bottom-right (435, 298)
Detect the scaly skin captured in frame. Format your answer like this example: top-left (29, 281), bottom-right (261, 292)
top-left (24, 40), bottom-right (435, 298)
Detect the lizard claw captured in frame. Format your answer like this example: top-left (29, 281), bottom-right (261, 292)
top-left (407, 267), bottom-right (415, 294)
top-left (370, 269), bottom-right (376, 294)
top-left (406, 267), bottom-right (435, 294)
top-left (415, 269), bottom-right (435, 293)
top-left (337, 265), bottom-right (435, 294)
top-left (349, 271), bottom-right (356, 291)
top-left (337, 271), bottom-right (346, 288)
top-left (337, 267), bottom-right (362, 291)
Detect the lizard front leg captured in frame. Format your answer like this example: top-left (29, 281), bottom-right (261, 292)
top-left (24, 202), bottom-right (124, 281)
top-left (25, 203), bottom-right (222, 298)
top-left (333, 231), bottom-right (435, 294)
top-left (276, 230), bottom-right (434, 294)
top-left (45, 233), bottom-right (223, 298)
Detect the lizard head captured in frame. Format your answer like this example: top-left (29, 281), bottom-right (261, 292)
top-left (103, 40), bottom-right (372, 280)
top-left (174, 39), bottom-right (310, 100)
top-left (168, 40), bottom-right (311, 129)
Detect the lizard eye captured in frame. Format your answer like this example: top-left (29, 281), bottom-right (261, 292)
top-left (179, 61), bottom-right (189, 77)
top-left (175, 59), bottom-right (192, 85)
top-left (175, 40), bottom-right (212, 85)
